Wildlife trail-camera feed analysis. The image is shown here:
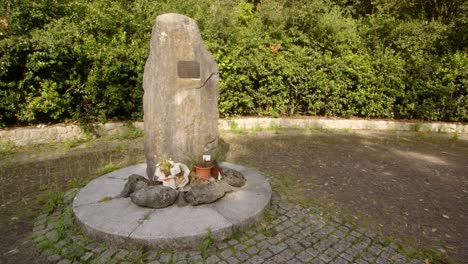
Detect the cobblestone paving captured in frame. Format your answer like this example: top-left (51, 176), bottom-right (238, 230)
top-left (32, 189), bottom-right (423, 263)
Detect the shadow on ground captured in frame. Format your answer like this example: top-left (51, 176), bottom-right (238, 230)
top-left (223, 130), bottom-right (467, 263)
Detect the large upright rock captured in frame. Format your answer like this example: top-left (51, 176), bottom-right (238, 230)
top-left (143, 14), bottom-right (219, 178)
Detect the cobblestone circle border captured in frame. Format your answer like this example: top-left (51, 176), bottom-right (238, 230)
top-left (32, 187), bottom-right (424, 263)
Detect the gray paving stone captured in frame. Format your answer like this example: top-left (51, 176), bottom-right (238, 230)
top-left (257, 240), bottom-right (270, 249)
top-left (258, 249), bottom-right (273, 259)
top-left (296, 251), bottom-right (314, 262)
top-left (314, 240), bottom-right (333, 252)
top-left (90, 244), bottom-right (105, 254)
top-left (205, 255), bottom-right (221, 264)
top-left (268, 242), bottom-right (287, 254)
top-left (98, 249), bottom-right (118, 264)
top-left (247, 255), bottom-right (265, 264)
top-left (354, 257), bottom-right (370, 264)
top-left (246, 230), bottom-right (256, 237)
top-left (80, 252), bottom-right (93, 262)
top-left (290, 242), bottom-right (305, 252)
top-left (324, 247), bottom-right (340, 258)
top-left (306, 247), bottom-right (319, 257)
top-left (285, 238), bottom-right (297, 246)
top-left (220, 248), bottom-right (234, 259)
top-left (235, 251), bottom-right (250, 261)
top-left (361, 251), bottom-right (377, 262)
top-left (254, 233), bottom-right (267, 241)
top-left (245, 239), bottom-right (256, 246)
top-left (340, 252), bottom-right (354, 262)
top-left (298, 239), bottom-right (312, 248)
top-left (311, 258), bottom-right (326, 264)
top-left (187, 252), bottom-right (203, 262)
top-left (45, 230), bottom-right (58, 242)
top-left (114, 249), bottom-right (129, 260)
top-left (319, 253), bottom-right (334, 263)
top-left (47, 254), bottom-right (60, 263)
top-left (234, 243), bottom-right (246, 251)
top-left (226, 256), bottom-right (240, 264)
top-left (334, 257), bottom-right (350, 264)
top-left (305, 234), bottom-right (319, 244)
top-left (159, 252), bottom-right (172, 262)
top-left (270, 253), bottom-right (287, 263)
top-left (368, 245), bottom-right (383, 256)
top-left (146, 251), bottom-right (158, 261)
top-left (279, 248), bottom-right (295, 260)
top-left (217, 242), bottom-right (229, 250)
top-left (246, 246), bottom-right (259, 255)
top-left (227, 239), bottom-right (238, 246)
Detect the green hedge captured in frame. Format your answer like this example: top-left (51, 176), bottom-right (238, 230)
top-left (0, 0), bottom-right (467, 127)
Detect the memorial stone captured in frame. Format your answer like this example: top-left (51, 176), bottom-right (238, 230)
top-left (143, 13), bottom-right (219, 178)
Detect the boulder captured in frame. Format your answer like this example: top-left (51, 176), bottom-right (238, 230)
top-left (184, 181), bottom-right (233, 206)
top-left (223, 168), bottom-right (246, 187)
top-left (120, 174), bottom-right (151, 197)
top-left (143, 13), bottom-right (219, 178)
top-left (130, 185), bottom-right (178, 209)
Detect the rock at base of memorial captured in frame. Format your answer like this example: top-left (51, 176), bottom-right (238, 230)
top-left (222, 168), bottom-right (246, 187)
top-left (175, 191), bottom-right (189, 207)
top-left (130, 185), bottom-right (178, 209)
top-left (184, 181), bottom-right (233, 206)
top-left (120, 174), bottom-right (151, 197)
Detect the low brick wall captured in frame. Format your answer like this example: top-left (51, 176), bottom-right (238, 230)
top-left (1, 118), bottom-right (466, 146)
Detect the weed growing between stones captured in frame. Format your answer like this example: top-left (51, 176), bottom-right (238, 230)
top-left (449, 133), bottom-right (459, 142)
top-left (231, 227), bottom-right (243, 241)
top-left (37, 190), bottom-right (64, 214)
top-left (67, 177), bottom-right (89, 189)
top-left (0, 140), bottom-right (14, 155)
top-left (97, 162), bottom-right (122, 175)
top-left (200, 228), bottom-right (214, 260)
top-left (410, 122), bottom-right (423, 132)
top-left (268, 122), bottom-right (283, 133)
top-left (97, 196), bottom-right (114, 203)
top-left (229, 121), bottom-right (247, 134)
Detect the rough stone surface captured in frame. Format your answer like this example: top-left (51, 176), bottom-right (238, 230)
top-left (222, 168), bottom-right (246, 187)
top-left (184, 181), bottom-right (233, 205)
top-left (130, 185), bottom-right (178, 208)
top-left (143, 13), bottom-right (219, 177)
top-left (120, 174), bottom-right (150, 197)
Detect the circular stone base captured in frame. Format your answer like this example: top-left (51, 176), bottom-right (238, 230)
top-left (72, 162), bottom-right (272, 249)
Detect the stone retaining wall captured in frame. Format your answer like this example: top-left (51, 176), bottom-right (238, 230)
top-left (1, 118), bottom-right (466, 146)
top-left (0, 122), bottom-right (144, 146)
top-left (219, 118), bottom-right (468, 133)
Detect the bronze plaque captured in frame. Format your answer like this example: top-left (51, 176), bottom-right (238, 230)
top-left (177, 61), bottom-right (200, 79)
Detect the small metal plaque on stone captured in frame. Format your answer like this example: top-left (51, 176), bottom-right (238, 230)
top-left (177, 61), bottom-right (200, 79)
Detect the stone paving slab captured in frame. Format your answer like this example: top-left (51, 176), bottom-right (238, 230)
top-left (72, 163), bottom-right (272, 249)
top-left (129, 205), bottom-right (233, 249)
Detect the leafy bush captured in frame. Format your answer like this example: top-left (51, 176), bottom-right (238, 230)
top-left (0, 0), bottom-right (466, 127)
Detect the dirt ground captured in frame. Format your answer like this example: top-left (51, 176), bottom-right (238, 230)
top-left (0, 139), bottom-right (145, 264)
top-left (223, 130), bottom-right (468, 263)
top-left (0, 130), bottom-right (467, 263)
